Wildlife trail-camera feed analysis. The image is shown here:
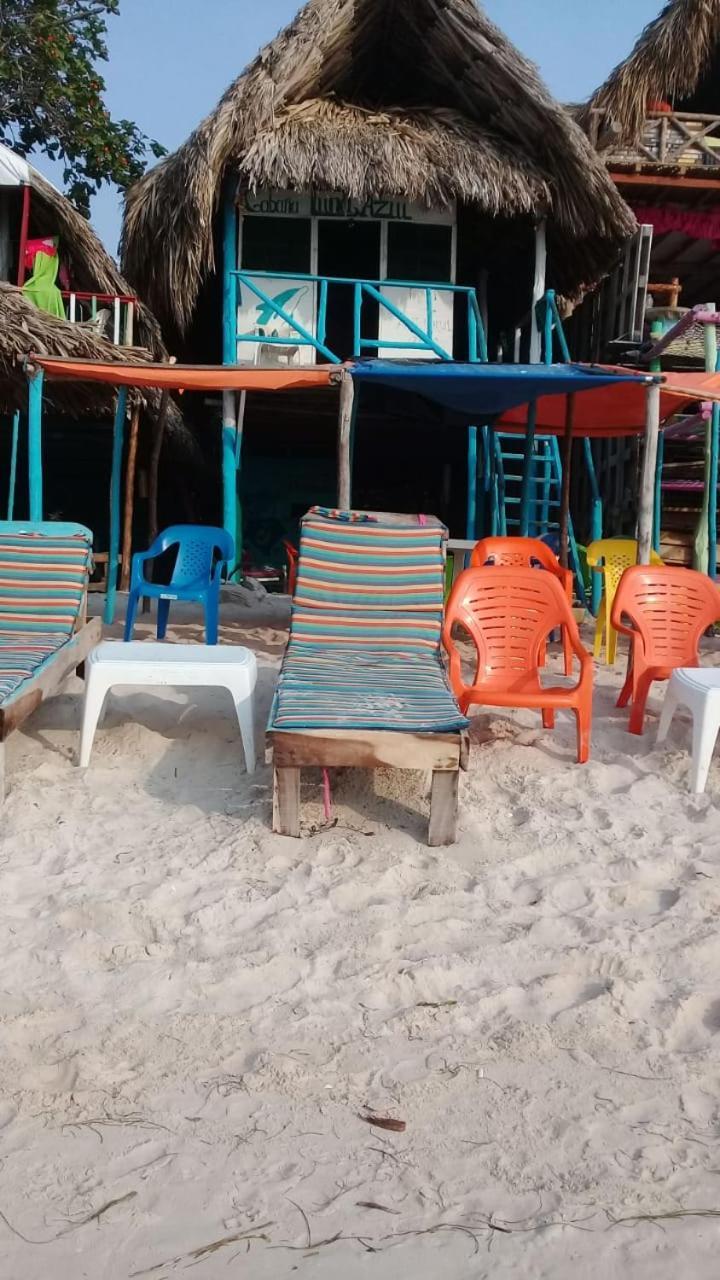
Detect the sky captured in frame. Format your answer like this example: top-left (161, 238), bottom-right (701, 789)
top-left (83, 0), bottom-right (663, 258)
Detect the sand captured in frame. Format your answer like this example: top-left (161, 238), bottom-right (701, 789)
top-left (1, 601), bottom-right (720, 1278)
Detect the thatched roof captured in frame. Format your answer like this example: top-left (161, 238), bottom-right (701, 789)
top-left (0, 282), bottom-right (187, 441)
top-left (21, 159), bottom-right (164, 357)
top-left (583, 0), bottom-right (720, 145)
top-left (122, 0), bottom-right (635, 334)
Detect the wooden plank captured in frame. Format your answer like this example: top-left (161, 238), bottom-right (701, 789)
top-left (428, 769), bottom-right (459, 847)
top-left (337, 373), bottom-right (354, 509)
top-left (270, 727), bottom-right (462, 771)
top-left (0, 618), bottom-right (101, 742)
top-left (273, 767), bottom-right (300, 837)
top-left (637, 384), bottom-right (662, 565)
top-left (610, 172), bottom-right (720, 191)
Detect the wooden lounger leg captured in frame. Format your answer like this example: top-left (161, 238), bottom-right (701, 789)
top-left (428, 768), bottom-right (459, 847)
top-left (0, 740), bottom-right (6, 802)
top-left (273, 767), bottom-right (301, 837)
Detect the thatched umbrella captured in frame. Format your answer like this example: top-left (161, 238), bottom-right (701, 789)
top-left (121, 0), bottom-right (636, 338)
top-left (581, 0), bottom-right (720, 146)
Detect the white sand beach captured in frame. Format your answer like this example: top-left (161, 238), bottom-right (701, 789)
top-left (2, 603), bottom-right (720, 1277)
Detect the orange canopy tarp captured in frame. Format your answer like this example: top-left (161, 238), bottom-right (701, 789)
top-left (499, 370), bottom-right (720, 439)
top-left (27, 357), bottom-right (340, 392)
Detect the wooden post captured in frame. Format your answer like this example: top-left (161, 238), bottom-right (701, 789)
top-left (147, 389), bottom-right (170, 551)
top-left (529, 219), bottom-right (547, 365)
top-left (6, 409), bottom-right (19, 519)
top-left (337, 372), bottom-right (354, 509)
top-left (694, 305), bottom-right (717, 573)
top-left (221, 390), bottom-right (238, 563)
top-left (519, 399), bottom-right (538, 537)
top-left (273, 767), bottom-right (301, 837)
top-left (559, 394), bottom-right (576, 569)
top-left (104, 385), bottom-right (128, 625)
top-left (120, 403), bottom-right (141, 591)
top-left (27, 368), bottom-right (43, 520)
top-left (16, 183), bottom-right (30, 286)
top-left (428, 770), bottom-right (459, 847)
top-left (637, 383), bottom-right (661, 565)
top-left (465, 425), bottom-right (478, 540)
top-left (222, 183), bottom-right (238, 366)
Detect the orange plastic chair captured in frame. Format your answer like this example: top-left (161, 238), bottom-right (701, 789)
top-left (611, 564), bottom-right (720, 735)
top-left (443, 566), bottom-right (594, 762)
top-left (471, 536), bottom-right (575, 675)
top-left (283, 538), bottom-right (299, 597)
top-left (586, 538), bottom-right (663, 665)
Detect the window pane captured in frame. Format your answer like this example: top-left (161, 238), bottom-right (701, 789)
top-left (241, 217), bottom-right (311, 273)
top-left (387, 223), bottom-right (452, 283)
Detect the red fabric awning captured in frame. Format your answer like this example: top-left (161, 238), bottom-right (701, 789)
top-left (28, 356), bottom-right (340, 392)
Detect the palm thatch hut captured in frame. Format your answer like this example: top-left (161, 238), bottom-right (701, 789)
top-left (123, 0), bottom-right (634, 347)
top-left (582, 0), bottom-right (720, 305)
top-left (0, 148), bottom-right (199, 579)
top-left (121, 0), bottom-right (636, 562)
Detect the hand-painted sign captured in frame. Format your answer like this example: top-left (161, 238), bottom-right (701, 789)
top-left (236, 276), bottom-right (317, 364)
top-left (378, 286), bottom-right (455, 359)
top-left (240, 189), bottom-right (455, 226)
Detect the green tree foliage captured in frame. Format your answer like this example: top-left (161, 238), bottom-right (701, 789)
top-left (0, 0), bottom-right (164, 214)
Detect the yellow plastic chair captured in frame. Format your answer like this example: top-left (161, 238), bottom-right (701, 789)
top-left (586, 539), bottom-right (663, 664)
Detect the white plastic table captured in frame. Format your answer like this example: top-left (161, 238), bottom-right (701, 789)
top-left (79, 641), bottom-right (257, 773)
top-left (657, 667), bottom-right (720, 794)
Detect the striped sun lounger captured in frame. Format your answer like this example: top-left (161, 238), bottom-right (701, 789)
top-left (267, 509), bottom-right (468, 845)
top-left (0, 522), bottom-right (101, 794)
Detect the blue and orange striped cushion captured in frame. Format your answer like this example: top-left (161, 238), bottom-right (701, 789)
top-left (0, 527), bottom-right (92, 707)
top-left (271, 512), bottom-right (467, 733)
top-left (0, 531), bottom-right (91, 635)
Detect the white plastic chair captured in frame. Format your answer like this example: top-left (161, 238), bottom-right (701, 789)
top-left (79, 641), bottom-right (257, 772)
top-left (657, 668), bottom-right (720, 794)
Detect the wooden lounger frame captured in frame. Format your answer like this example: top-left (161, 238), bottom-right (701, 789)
top-left (0, 616), bottom-right (101, 796)
top-left (268, 725), bottom-right (469, 846)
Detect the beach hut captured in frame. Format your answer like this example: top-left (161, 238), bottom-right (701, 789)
top-left (583, 0), bottom-right (720, 308)
top-left (582, 1), bottom-right (720, 571)
top-left (120, 0), bottom-right (634, 569)
top-left (0, 143), bottom-right (188, 591)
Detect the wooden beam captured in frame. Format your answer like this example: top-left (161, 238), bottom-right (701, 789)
top-left (559, 395), bottom-right (576, 570)
top-left (120, 404), bottom-right (141, 592)
top-left (637, 383), bottom-right (662, 564)
top-left (610, 172), bottom-right (720, 191)
top-left (273, 767), bottom-right (300, 837)
top-left (428, 769), bottom-right (459, 846)
top-left (270, 727), bottom-right (462, 772)
top-left (337, 372), bottom-right (354, 509)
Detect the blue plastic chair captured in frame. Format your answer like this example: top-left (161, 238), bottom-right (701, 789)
top-left (124, 525), bottom-right (234, 644)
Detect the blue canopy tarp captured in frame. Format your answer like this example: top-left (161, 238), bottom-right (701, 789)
top-left (348, 360), bottom-right (667, 437)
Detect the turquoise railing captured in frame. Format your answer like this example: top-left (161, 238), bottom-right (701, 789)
top-left (229, 270), bottom-right (487, 364)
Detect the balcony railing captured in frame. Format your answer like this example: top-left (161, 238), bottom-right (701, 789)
top-left (229, 270), bottom-right (487, 364)
top-left (61, 290), bottom-right (137, 345)
top-left (587, 108), bottom-right (720, 172)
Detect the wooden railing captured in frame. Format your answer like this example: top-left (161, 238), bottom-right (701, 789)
top-left (587, 109), bottom-right (720, 172)
top-left (61, 291), bottom-right (137, 345)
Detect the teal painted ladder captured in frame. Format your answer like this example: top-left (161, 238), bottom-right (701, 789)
top-left (492, 431), bottom-right (587, 603)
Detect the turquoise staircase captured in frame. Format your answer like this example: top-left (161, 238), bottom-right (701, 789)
top-left (492, 431), bottom-right (587, 603)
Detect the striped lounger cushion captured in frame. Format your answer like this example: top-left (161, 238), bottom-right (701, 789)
top-left (270, 511), bottom-right (467, 734)
top-left (0, 529), bottom-right (92, 707)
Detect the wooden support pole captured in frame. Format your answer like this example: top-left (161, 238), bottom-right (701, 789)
top-left (529, 219), bottom-right (547, 365)
top-left (221, 389), bottom-right (238, 563)
top-left (16, 183), bottom-right (30, 286)
top-left (147, 389), bottom-right (170, 552)
top-left (104, 385), bottom-right (128, 625)
top-left (120, 403), bottom-right (141, 591)
top-left (7, 409), bottom-right (19, 519)
top-left (337, 373), bottom-right (354, 510)
top-left (559, 394), bottom-right (576, 569)
top-left (465, 425), bottom-right (478, 540)
top-left (27, 369), bottom-right (43, 520)
top-left (519, 399), bottom-right (538, 538)
top-left (637, 383), bottom-right (662, 565)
